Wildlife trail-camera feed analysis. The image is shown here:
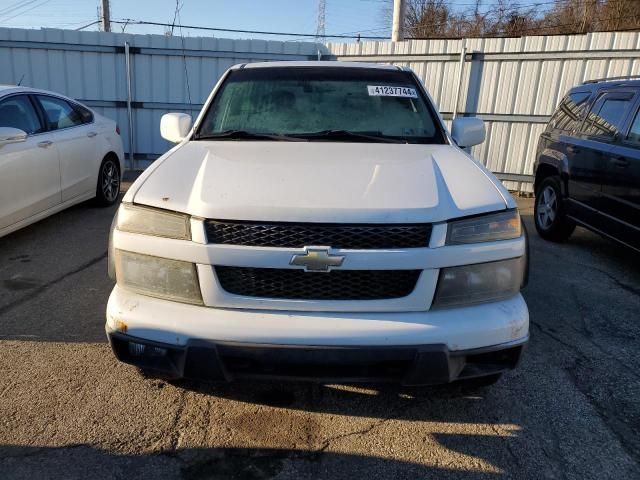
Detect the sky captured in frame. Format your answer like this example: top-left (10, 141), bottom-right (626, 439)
top-left (0, 0), bottom-right (394, 42)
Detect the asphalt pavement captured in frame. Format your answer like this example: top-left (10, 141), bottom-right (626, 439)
top-left (1, 187), bottom-right (639, 479)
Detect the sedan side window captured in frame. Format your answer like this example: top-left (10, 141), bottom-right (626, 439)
top-left (627, 108), bottom-right (640, 144)
top-left (36, 95), bottom-right (84, 130)
top-left (0, 95), bottom-right (43, 135)
top-left (74, 103), bottom-right (94, 124)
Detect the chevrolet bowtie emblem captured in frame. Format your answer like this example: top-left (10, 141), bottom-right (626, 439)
top-left (290, 247), bottom-right (345, 272)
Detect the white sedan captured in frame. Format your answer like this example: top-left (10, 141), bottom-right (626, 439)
top-left (0, 86), bottom-right (124, 237)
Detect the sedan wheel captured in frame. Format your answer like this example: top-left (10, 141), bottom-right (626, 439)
top-left (95, 157), bottom-right (121, 207)
top-left (101, 161), bottom-right (120, 202)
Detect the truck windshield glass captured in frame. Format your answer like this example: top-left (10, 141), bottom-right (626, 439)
top-left (197, 67), bottom-right (445, 144)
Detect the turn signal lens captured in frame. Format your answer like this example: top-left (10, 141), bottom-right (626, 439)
top-left (446, 209), bottom-right (521, 245)
top-left (117, 203), bottom-right (191, 240)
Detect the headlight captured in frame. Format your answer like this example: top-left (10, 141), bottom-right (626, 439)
top-left (114, 249), bottom-right (203, 305)
top-left (432, 258), bottom-right (523, 308)
top-left (107, 209), bottom-right (118, 280)
top-left (117, 203), bottom-right (191, 240)
top-left (446, 209), bottom-right (521, 245)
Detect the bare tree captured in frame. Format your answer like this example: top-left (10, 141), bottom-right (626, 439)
top-left (396, 0), bottom-right (640, 39)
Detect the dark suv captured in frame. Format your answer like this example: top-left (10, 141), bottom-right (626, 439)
top-left (533, 77), bottom-right (640, 251)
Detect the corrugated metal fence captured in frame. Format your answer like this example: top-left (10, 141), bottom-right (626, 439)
top-left (1, 27), bottom-right (639, 190)
top-left (0, 27), bottom-right (323, 168)
top-left (327, 31), bottom-right (640, 191)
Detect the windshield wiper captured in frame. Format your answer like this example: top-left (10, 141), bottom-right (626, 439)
top-left (195, 130), bottom-right (305, 141)
top-left (293, 130), bottom-right (407, 144)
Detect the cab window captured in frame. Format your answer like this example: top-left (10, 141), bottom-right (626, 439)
top-left (0, 95), bottom-right (44, 134)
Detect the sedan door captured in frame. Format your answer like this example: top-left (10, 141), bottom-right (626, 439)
top-left (600, 100), bottom-right (640, 250)
top-left (34, 95), bottom-right (98, 202)
top-left (0, 94), bottom-right (60, 231)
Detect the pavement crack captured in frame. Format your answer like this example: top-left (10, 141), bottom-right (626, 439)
top-left (537, 248), bottom-right (640, 297)
top-left (531, 320), bottom-right (640, 381)
top-left (167, 390), bottom-right (188, 451)
top-left (564, 360), bottom-right (640, 462)
top-left (489, 423), bottom-right (522, 468)
top-left (317, 415), bottom-right (394, 453)
top-left (0, 252), bottom-right (107, 318)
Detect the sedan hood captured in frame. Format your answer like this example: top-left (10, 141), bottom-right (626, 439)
top-left (131, 142), bottom-right (508, 223)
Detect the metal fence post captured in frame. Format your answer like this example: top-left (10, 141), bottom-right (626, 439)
top-left (452, 46), bottom-right (467, 119)
top-left (124, 41), bottom-right (135, 170)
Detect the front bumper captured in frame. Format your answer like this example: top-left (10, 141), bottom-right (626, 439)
top-left (106, 286), bottom-right (529, 385)
top-left (108, 331), bottom-right (526, 385)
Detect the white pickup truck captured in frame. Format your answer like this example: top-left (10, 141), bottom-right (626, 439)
top-left (106, 61), bottom-right (529, 387)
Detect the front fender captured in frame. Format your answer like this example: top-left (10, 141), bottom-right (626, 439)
top-left (535, 147), bottom-right (569, 195)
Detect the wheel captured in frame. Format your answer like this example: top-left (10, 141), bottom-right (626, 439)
top-left (534, 176), bottom-right (575, 242)
top-left (95, 156), bottom-right (121, 207)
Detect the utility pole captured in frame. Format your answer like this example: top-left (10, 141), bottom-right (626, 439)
top-left (101, 0), bottom-right (111, 32)
top-left (315, 0), bottom-right (326, 60)
top-left (315, 0), bottom-right (326, 41)
top-left (392, 0), bottom-right (405, 41)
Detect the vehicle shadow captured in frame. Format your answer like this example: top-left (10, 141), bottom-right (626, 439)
top-left (0, 444), bottom-right (505, 480)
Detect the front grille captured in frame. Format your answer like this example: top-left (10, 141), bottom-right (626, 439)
top-left (205, 220), bottom-right (432, 249)
top-left (215, 267), bottom-right (421, 300)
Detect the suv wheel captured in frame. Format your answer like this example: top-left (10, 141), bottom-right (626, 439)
top-left (95, 156), bottom-right (121, 207)
top-left (534, 176), bottom-right (575, 242)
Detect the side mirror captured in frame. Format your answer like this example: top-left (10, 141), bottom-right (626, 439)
top-left (0, 127), bottom-right (27, 147)
top-left (160, 113), bottom-right (192, 143)
top-left (451, 117), bottom-right (485, 148)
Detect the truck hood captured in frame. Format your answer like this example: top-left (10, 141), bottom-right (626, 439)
top-left (131, 142), bottom-right (508, 223)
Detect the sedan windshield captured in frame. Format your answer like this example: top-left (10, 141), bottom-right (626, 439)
top-left (196, 67), bottom-right (445, 144)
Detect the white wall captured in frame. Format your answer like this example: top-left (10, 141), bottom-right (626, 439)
top-left (327, 31), bottom-right (640, 192)
top-left (2, 27), bottom-right (639, 191)
top-left (0, 27), bottom-right (324, 168)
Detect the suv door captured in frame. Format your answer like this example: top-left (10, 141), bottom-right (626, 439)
top-left (568, 90), bottom-right (637, 224)
top-left (600, 96), bottom-right (640, 249)
top-left (0, 94), bottom-right (60, 230)
top-left (34, 95), bottom-right (98, 202)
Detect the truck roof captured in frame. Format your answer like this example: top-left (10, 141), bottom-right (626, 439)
top-left (236, 61), bottom-right (402, 71)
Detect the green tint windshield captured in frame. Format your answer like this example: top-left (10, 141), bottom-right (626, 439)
top-left (197, 67), bottom-right (445, 144)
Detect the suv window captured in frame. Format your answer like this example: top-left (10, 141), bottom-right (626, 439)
top-left (547, 92), bottom-right (591, 133)
top-left (582, 92), bottom-right (635, 139)
top-left (36, 95), bottom-right (86, 130)
top-left (0, 95), bottom-right (44, 134)
top-left (627, 107), bottom-right (640, 144)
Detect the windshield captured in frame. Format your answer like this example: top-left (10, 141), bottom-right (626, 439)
top-left (196, 67), bottom-right (445, 144)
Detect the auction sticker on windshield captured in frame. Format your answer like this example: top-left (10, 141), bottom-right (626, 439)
top-left (367, 85), bottom-right (418, 98)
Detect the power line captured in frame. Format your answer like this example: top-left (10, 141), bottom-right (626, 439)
top-left (0, 0), bottom-right (52, 23)
top-left (109, 18), bottom-right (388, 40)
top-left (0, 0), bottom-right (41, 17)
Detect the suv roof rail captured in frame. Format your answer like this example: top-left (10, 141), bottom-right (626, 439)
top-left (583, 75), bottom-right (640, 84)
